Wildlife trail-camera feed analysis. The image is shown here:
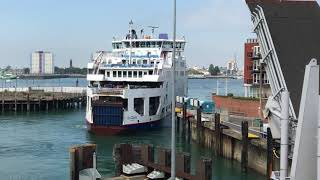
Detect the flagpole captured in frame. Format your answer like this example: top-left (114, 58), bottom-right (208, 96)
top-left (171, 0), bottom-right (177, 179)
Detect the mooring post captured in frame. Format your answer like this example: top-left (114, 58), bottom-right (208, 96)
top-left (215, 113), bottom-right (222, 155)
top-left (27, 92), bottom-right (30, 112)
top-left (113, 144), bottom-right (122, 176)
top-left (197, 158), bottom-right (212, 180)
top-left (69, 144), bottom-right (97, 180)
top-left (46, 101), bottom-right (49, 111)
top-left (267, 127), bottom-right (273, 179)
top-left (196, 106), bottom-right (202, 144)
top-left (241, 121), bottom-right (249, 172)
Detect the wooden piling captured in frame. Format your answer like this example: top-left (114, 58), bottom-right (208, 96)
top-left (69, 144), bottom-right (96, 180)
top-left (241, 121), bottom-right (249, 172)
top-left (214, 113), bottom-right (222, 155)
top-left (267, 127), bottom-right (273, 179)
top-left (196, 158), bottom-right (212, 180)
top-left (196, 107), bottom-right (202, 144)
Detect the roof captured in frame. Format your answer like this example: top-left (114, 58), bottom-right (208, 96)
top-left (246, 0), bottom-right (320, 116)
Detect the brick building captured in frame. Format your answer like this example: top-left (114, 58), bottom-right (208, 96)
top-left (243, 39), bottom-right (271, 98)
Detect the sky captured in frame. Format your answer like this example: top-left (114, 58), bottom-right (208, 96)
top-left (0, 0), bottom-right (319, 69)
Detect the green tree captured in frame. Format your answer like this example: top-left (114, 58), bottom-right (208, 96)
top-left (214, 66), bottom-right (220, 75)
top-left (209, 64), bottom-right (215, 75)
top-left (23, 68), bottom-right (30, 74)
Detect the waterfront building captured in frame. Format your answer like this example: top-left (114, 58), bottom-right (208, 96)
top-left (243, 39), bottom-right (271, 98)
top-left (31, 51), bottom-right (54, 74)
top-left (226, 59), bottom-right (238, 75)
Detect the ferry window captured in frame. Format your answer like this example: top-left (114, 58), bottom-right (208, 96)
top-left (150, 60), bottom-right (154, 65)
top-left (123, 71), bottom-right (127, 77)
top-left (143, 71), bottom-right (147, 75)
top-left (138, 71), bottom-right (143, 78)
top-left (151, 42), bottom-right (156, 48)
top-left (128, 71), bottom-right (132, 78)
top-left (124, 42), bottom-right (130, 48)
top-left (157, 42), bottom-right (162, 48)
top-left (137, 60), bottom-right (141, 64)
top-left (149, 96), bottom-right (160, 116)
top-left (141, 42), bottom-right (145, 48)
top-left (146, 42), bottom-right (150, 48)
top-left (132, 59), bottom-right (136, 64)
top-left (134, 98), bottom-right (144, 116)
top-left (118, 71), bottom-right (122, 77)
top-left (136, 42), bottom-right (140, 48)
top-left (122, 59), bottom-right (126, 64)
top-left (113, 71), bottom-right (117, 77)
top-left (149, 70), bottom-right (153, 75)
top-left (112, 43), bottom-right (115, 49)
top-left (133, 71), bottom-right (137, 78)
top-left (106, 71), bottom-right (110, 77)
top-left (143, 59), bottom-right (148, 64)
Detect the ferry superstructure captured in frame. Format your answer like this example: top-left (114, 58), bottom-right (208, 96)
top-left (86, 23), bottom-right (187, 135)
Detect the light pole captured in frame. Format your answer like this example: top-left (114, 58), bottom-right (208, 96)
top-left (171, 0), bottom-right (177, 179)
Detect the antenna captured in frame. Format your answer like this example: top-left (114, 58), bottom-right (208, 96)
top-left (148, 26), bottom-right (159, 38)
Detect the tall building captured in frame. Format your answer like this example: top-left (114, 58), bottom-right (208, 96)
top-left (31, 51), bottom-right (54, 74)
top-left (243, 39), bottom-right (271, 98)
top-left (226, 59), bottom-right (238, 75)
top-left (70, 59), bottom-right (73, 68)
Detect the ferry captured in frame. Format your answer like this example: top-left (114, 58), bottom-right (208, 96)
top-left (85, 22), bottom-right (187, 135)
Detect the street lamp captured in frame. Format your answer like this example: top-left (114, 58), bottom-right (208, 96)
top-left (170, 0), bottom-right (177, 179)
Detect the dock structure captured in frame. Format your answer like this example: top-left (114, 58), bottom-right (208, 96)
top-left (0, 87), bottom-right (86, 112)
top-left (175, 100), bottom-right (276, 176)
top-left (69, 144), bottom-right (212, 180)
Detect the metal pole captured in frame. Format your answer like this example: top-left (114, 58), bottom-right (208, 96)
top-left (170, 0), bottom-right (177, 178)
top-left (280, 90), bottom-right (289, 180)
top-left (217, 79), bottom-right (219, 95)
top-left (225, 78), bottom-right (228, 96)
top-left (318, 95), bottom-right (320, 180)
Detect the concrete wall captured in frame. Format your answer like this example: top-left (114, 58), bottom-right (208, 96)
top-left (187, 118), bottom-right (269, 175)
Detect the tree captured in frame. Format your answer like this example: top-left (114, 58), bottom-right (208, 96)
top-left (214, 66), bottom-right (220, 75)
top-left (23, 68), bottom-right (30, 74)
top-left (209, 64), bottom-right (215, 75)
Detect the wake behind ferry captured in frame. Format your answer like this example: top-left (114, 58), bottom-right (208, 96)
top-left (86, 22), bottom-right (187, 135)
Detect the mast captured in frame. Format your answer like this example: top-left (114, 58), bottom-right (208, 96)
top-left (170, 0), bottom-right (177, 179)
top-left (129, 20), bottom-right (133, 64)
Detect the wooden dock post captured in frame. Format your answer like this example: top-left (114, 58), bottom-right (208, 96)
top-left (241, 121), bottom-right (249, 172)
top-left (214, 113), bottom-right (222, 155)
top-left (267, 127), bottom-right (273, 179)
top-left (196, 158), bottom-right (212, 180)
top-left (69, 144), bottom-right (97, 180)
top-left (46, 101), bottom-right (49, 111)
top-left (196, 106), bottom-right (202, 144)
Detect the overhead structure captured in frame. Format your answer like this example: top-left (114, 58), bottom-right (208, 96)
top-left (246, 0), bottom-right (320, 180)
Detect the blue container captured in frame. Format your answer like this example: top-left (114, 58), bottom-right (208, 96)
top-left (159, 33), bottom-right (169, 39)
top-left (201, 101), bottom-right (215, 114)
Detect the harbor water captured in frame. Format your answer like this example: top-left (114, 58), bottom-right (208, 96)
top-left (0, 78), bottom-right (264, 180)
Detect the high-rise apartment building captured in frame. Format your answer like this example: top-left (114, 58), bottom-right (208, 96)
top-left (31, 51), bottom-right (54, 74)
